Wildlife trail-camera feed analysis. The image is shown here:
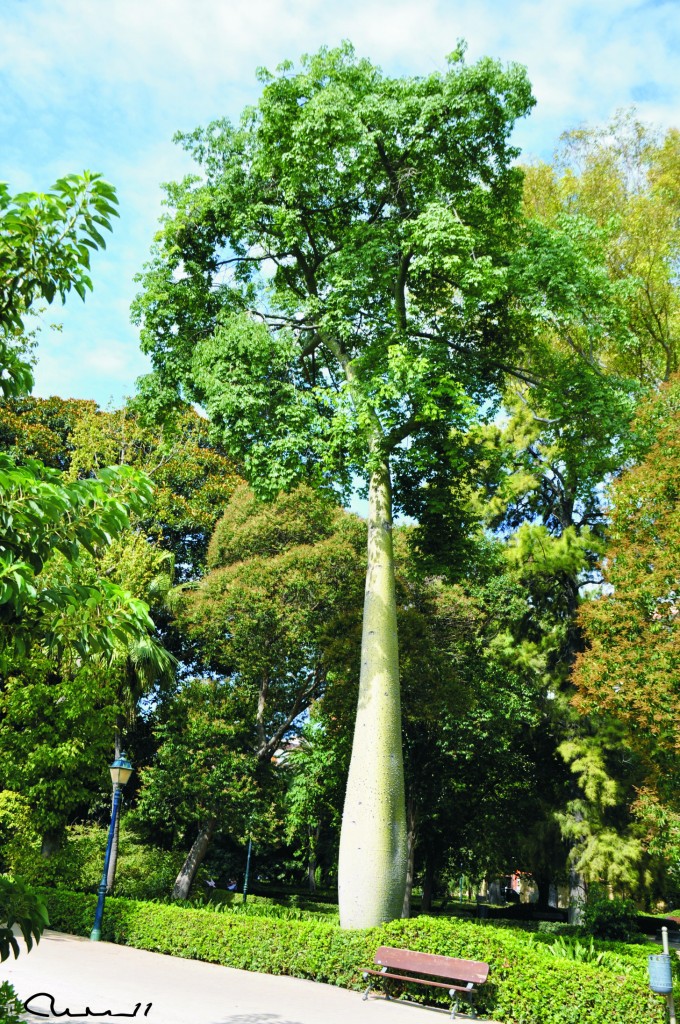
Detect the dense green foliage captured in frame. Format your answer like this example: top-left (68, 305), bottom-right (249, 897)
top-left (573, 376), bottom-right (680, 861)
top-left (580, 885), bottom-right (642, 942)
top-left (133, 42), bottom-right (534, 505)
top-left (0, 874), bottom-right (48, 961)
top-left (0, 982), bottom-right (23, 1024)
top-left (0, 172), bottom-right (174, 955)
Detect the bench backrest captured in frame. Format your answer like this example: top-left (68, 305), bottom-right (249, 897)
top-left (374, 946), bottom-right (489, 986)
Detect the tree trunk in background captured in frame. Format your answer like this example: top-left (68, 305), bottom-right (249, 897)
top-left (568, 864), bottom-right (586, 924)
top-left (172, 819), bottom-right (216, 900)
top-left (533, 867), bottom-right (552, 910)
top-left (401, 789), bottom-right (418, 918)
top-left (307, 824), bottom-right (320, 893)
top-left (421, 855), bottom-right (435, 913)
top-left (568, 805), bottom-right (586, 923)
top-left (40, 830), bottom-right (62, 858)
top-left (338, 460), bottom-right (407, 928)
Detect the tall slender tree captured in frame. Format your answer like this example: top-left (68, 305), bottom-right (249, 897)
top-left (134, 42), bottom-right (535, 926)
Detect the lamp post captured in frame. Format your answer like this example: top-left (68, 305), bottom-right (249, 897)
top-left (90, 752), bottom-right (133, 941)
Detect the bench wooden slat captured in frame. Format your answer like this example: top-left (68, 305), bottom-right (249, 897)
top-left (373, 945), bottom-right (489, 986)
top-left (363, 968), bottom-right (474, 994)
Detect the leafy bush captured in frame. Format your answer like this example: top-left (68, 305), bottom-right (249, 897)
top-left (222, 901), bottom-right (338, 923)
top-left (581, 886), bottom-right (641, 941)
top-left (11, 823), bottom-right (186, 901)
top-left (189, 889), bottom-right (339, 920)
top-left (110, 839), bottom-right (185, 901)
top-left (544, 935), bottom-right (607, 964)
top-left (541, 936), bottom-right (637, 978)
top-left (0, 875), bottom-right (49, 961)
top-left (539, 934), bottom-right (635, 974)
top-left (5, 823), bottom-right (105, 891)
top-left (536, 921), bottom-right (577, 936)
top-left (0, 981), bottom-right (23, 1024)
top-left (39, 888), bottom-right (665, 1024)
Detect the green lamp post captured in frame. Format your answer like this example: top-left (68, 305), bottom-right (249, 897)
top-left (90, 752), bottom-right (133, 941)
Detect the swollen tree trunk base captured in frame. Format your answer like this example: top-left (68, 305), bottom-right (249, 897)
top-left (338, 461), bottom-right (407, 929)
top-left (172, 820), bottom-right (216, 900)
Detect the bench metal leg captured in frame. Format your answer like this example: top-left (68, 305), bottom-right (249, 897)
top-left (362, 973), bottom-right (375, 1001)
top-left (449, 990), bottom-right (459, 1019)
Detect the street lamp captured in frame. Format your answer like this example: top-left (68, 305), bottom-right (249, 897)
top-left (90, 752), bottom-right (133, 941)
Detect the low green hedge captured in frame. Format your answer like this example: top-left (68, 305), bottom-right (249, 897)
top-left (40, 889), bottom-right (666, 1024)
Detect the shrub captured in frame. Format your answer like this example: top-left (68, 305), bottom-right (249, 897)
top-left (190, 889), bottom-right (339, 920)
top-left (39, 889), bottom-right (665, 1024)
top-left (544, 935), bottom-right (607, 964)
top-left (0, 875), bottom-right (49, 961)
top-left (536, 921), bottom-right (577, 936)
top-left (110, 840), bottom-right (185, 901)
top-left (581, 886), bottom-right (641, 941)
top-left (3, 823), bottom-right (103, 891)
top-left (12, 823), bottom-right (186, 901)
top-left (0, 981), bottom-right (23, 1024)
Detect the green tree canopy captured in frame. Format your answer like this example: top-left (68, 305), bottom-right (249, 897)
top-left (177, 482), bottom-right (365, 762)
top-left (522, 113), bottom-right (680, 384)
top-left (0, 171), bottom-right (153, 959)
top-left (573, 375), bottom-right (680, 819)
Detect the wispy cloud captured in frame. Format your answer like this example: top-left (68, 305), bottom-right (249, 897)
top-left (1, 0), bottom-right (678, 406)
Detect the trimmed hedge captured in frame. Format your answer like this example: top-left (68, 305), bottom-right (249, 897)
top-left (40, 889), bottom-right (666, 1024)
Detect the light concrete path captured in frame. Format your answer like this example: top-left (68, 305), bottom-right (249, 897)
top-left (4, 930), bottom-right (500, 1024)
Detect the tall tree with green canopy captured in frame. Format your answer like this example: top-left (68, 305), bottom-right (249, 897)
top-left (177, 482), bottom-right (365, 763)
top-left (134, 42), bottom-right (535, 926)
top-left (0, 175), bottom-right (159, 669)
top-left (0, 171), bottom-right (157, 965)
top-left (522, 112), bottom-right (680, 385)
top-left (134, 678), bottom-right (266, 900)
top-left (573, 375), bottom-right (680, 834)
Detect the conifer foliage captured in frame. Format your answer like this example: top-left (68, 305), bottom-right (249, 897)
top-left (573, 376), bottom-right (680, 811)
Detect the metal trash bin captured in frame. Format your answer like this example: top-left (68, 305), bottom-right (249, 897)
top-left (648, 953), bottom-right (673, 994)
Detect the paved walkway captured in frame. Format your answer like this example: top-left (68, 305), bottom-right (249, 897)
top-left (4, 930), bottom-right (499, 1024)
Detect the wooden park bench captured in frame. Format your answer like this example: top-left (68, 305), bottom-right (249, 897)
top-left (362, 945), bottom-right (489, 1019)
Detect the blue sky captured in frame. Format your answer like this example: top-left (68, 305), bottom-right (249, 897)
top-left (2, 0), bottom-right (679, 409)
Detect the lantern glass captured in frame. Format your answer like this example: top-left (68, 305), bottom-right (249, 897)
top-left (109, 752), bottom-right (133, 788)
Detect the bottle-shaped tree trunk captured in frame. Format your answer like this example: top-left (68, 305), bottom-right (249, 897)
top-left (338, 459), bottom-right (407, 928)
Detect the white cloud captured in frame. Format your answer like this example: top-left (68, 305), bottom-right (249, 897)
top-left (1, 0), bottom-right (678, 406)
